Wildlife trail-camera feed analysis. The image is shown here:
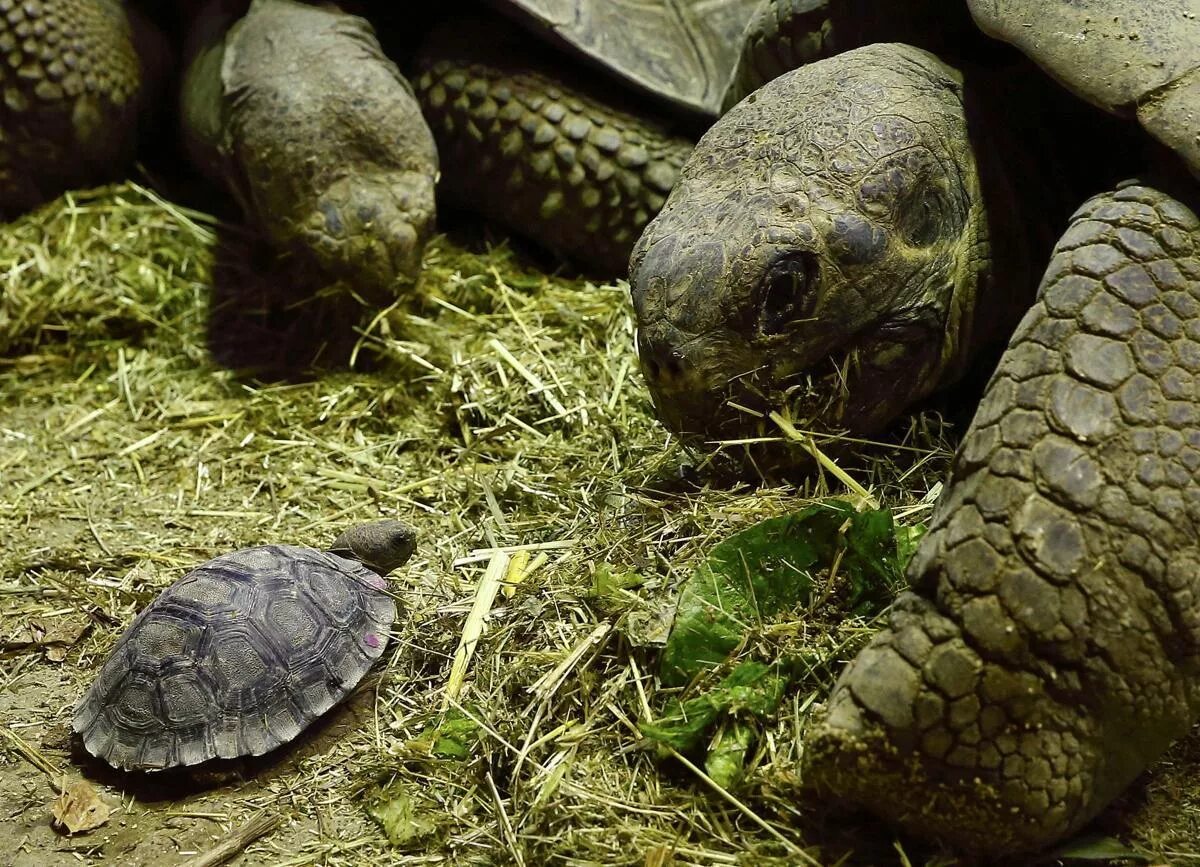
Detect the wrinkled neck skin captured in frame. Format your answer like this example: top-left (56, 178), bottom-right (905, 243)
top-left (631, 44), bottom-right (993, 450)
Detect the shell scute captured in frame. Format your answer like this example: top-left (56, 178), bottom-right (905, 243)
top-left (73, 544), bottom-right (397, 770)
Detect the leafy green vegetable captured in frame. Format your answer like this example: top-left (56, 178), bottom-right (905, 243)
top-left (640, 660), bottom-right (789, 753)
top-left (366, 779), bottom-right (438, 847)
top-left (646, 500), bottom-right (926, 786)
top-left (894, 522), bottom-right (927, 570)
top-left (590, 564), bottom-right (674, 646)
top-left (408, 709), bottom-right (482, 760)
top-left (705, 720), bottom-right (756, 789)
top-left (431, 712), bottom-right (482, 759)
top-left (592, 564), bottom-right (647, 601)
top-left (659, 499), bottom-right (921, 687)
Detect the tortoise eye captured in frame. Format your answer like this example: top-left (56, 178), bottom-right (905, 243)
top-left (903, 187), bottom-right (958, 247)
top-left (755, 251), bottom-right (820, 335)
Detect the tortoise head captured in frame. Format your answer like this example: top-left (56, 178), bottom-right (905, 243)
top-left (329, 520), bottom-right (417, 576)
top-left (630, 44), bottom-right (989, 448)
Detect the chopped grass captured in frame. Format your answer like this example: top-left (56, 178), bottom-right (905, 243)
top-left (0, 184), bottom-right (1196, 865)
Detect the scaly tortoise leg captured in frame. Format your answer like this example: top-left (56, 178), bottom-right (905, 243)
top-left (803, 183), bottom-right (1200, 854)
top-left (412, 17), bottom-right (694, 276)
top-left (0, 0), bottom-right (162, 217)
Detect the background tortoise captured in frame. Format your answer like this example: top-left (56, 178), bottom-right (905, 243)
top-left (73, 519), bottom-right (415, 771)
top-left (0, 0), bottom-right (759, 290)
top-left (631, 0), bottom-right (1200, 855)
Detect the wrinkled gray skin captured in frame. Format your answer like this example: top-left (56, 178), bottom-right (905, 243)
top-left (632, 44), bottom-right (989, 441)
top-left (73, 519), bottom-right (416, 771)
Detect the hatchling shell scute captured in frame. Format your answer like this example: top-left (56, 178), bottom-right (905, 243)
top-left (73, 545), bottom-right (396, 771)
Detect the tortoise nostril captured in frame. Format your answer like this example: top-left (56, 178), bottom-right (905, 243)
top-left (638, 336), bottom-right (689, 384)
top-left (664, 353), bottom-right (685, 378)
top-left (644, 353), bottom-right (688, 382)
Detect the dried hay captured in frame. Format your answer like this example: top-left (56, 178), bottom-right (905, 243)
top-left (0, 184), bottom-right (1195, 865)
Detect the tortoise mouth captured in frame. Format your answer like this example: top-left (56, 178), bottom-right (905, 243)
top-left (639, 311), bottom-right (947, 447)
top-left (646, 354), bottom-right (853, 445)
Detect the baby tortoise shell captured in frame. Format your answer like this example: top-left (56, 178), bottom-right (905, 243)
top-left (73, 520), bottom-right (415, 771)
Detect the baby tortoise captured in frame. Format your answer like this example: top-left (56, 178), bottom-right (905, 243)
top-left (73, 520), bottom-right (415, 771)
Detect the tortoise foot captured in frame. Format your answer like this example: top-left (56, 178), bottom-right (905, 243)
top-left (0, 0), bottom-right (162, 217)
top-left (803, 184), bottom-right (1200, 854)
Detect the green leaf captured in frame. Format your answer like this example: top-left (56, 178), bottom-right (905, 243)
top-left (640, 660), bottom-right (789, 752)
top-left (590, 564), bottom-right (650, 619)
top-left (894, 522), bottom-right (927, 569)
top-left (704, 720), bottom-right (756, 789)
top-left (431, 712), bottom-right (481, 759)
top-left (592, 564), bottom-right (647, 599)
top-left (840, 505), bottom-right (912, 615)
top-left (408, 709), bottom-right (482, 760)
top-left (646, 501), bottom-right (923, 778)
top-left (659, 499), bottom-right (914, 686)
top-left (590, 564), bottom-right (673, 646)
top-left (639, 694), bottom-right (721, 752)
top-left (366, 780), bottom-right (438, 847)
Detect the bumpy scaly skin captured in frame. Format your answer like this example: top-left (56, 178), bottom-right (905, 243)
top-left (0, 0), bottom-right (153, 215)
top-left (182, 0), bottom-right (438, 294)
top-left (632, 44), bottom-right (988, 444)
top-left (804, 184), bottom-right (1200, 853)
top-left (413, 20), bottom-right (693, 275)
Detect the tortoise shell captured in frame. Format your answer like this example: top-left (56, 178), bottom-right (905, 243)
top-left (968, 0), bottom-right (1200, 175)
top-left (73, 544), bottom-right (396, 771)
top-left (494, 0), bottom-right (763, 116)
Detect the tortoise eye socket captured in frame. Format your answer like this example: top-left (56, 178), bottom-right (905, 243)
top-left (755, 251), bottom-right (820, 336)
top-left (902, 187), bottom-right (960, 247)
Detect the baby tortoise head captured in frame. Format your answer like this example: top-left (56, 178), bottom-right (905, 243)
top-left (631, 44), bottom-right (989, 450)
top-left (329, 520), bottom-right (417, 576)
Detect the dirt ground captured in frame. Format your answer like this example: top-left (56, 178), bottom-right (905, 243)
top-left (2, 186), bottom-right (1199, 866)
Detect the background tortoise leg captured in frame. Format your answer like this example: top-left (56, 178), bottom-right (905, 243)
top-left (0, 0), bottom-right (164, 218)
top-left (412, 17), bottom-right (693, 276)
top-left (802, 183), bottom-right (1200, 854)
top-left (180, 0), bottom-right (438, 295)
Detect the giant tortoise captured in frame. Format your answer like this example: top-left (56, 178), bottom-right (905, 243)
top-left (74, 519), bottom-right (415, 771)
top-left (631, 0), bottom-right (1200, 855)
top-left (0, 0), bottom-right (759, 290)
